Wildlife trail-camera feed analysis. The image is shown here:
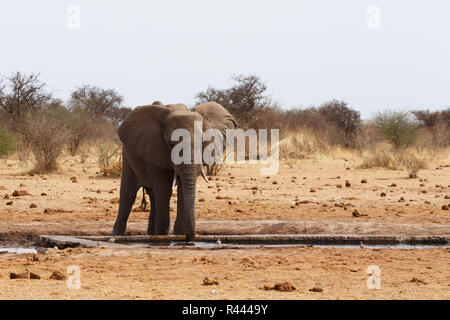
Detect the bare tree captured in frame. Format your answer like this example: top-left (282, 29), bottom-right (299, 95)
top-left (196, 74), bottom-right (273, 129)
top-left (69, 85), bottom-right (124, 120)
top-left (0, 72), bottom-right (58, 124)
top-left (318, 100), bottom-right (361, 147)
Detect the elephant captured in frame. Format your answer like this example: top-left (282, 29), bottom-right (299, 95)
top-left (112, 101), bottom-right (237, 241)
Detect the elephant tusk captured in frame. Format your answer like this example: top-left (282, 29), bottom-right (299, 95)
top-left (172, 173), bottom-right (177, 188)
top-left (201, 168), bottom-right (210, 183)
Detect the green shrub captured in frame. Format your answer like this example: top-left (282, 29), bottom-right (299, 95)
top-left (374, 111), bottom-right (419, 149)
top-left (0, 124), bottom-right (15, 157)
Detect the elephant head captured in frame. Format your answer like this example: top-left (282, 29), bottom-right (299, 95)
top-left (116, 101), bottom-right (237, 240)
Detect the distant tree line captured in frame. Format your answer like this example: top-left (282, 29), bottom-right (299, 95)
top-left (197, 74), bottom-right (449, 150)
top-left (0, 71), bottom-right (448, 173)
top-left (0, 72), bottom-right (131, 172)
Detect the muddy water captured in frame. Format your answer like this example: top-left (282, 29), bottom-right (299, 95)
top-left (122, 241), bottom-right (450, 249)
top-left (0, 246), bottom-right (37, 254)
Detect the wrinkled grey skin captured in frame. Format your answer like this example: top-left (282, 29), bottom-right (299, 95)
top-left (112, 101), bottom-right (237, 241)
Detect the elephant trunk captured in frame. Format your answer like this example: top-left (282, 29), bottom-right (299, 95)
top-left (179, 165), bottom-right (198, 241)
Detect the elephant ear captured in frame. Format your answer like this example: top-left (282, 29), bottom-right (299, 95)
top-left (118, 105), bottom-right (172, 168)
top-left (192, 102), bottom-right (237, 135)
top-left (192, 102), bottom-right (237, 162)
top-left (167, 103), bottom-right (189, 112)
top-left (151, 100), bottom-right (164, 106)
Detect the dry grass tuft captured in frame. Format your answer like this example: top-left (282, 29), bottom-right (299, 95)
top-left (100, 160), bottom-right (122, 178)
top-left (358, 146), bottom-right (431, 178)
top-left (279, 129), bottom-right (329, 161)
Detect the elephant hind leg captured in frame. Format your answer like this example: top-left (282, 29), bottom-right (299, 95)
top-left (139, 188), bottom-right (147, 211)
top-left (112, 154), bottom-right (140, 236)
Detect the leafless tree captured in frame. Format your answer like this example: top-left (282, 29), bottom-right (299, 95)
top-left (0, 72), bottom-right (58, 124)
top-left (69, 85), bottom-right (124, 120)
top-left (196, 74), bottom-right (274, 129)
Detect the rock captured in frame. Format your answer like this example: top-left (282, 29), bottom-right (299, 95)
top-left (263, 282), bottom-right (296, 292)
top-left (3, 194), bottom-right (9, 199)
top-left (352, 209), bottom-right (367, 217)
top-left (30, 203), bottom-right (37, 208)
top-left (12, 190), bottom-right (30, 197)
top-left (10, 272), bottom-right (27, 279)
top-left (390, 183), bottom-right (397, 187)
top-left (10, 271), bottom-right (40, 279)
top-left (29, 272), bottom-right (40, 280)
top-left (216, 195), bottom-right (230, 200)
top-left (345, 180), bottom-right (351, 187)
top-left (442, 205), bottom-right (449, 210)
top-left (309, 287), bottom-right (323, 292)
top-left (70, 176), bottom-right (77, 183)
top-left (310, 188), bottom-right (316, 192)
top-left (380, 192), bottom-right (386, 197)
top-left (202, 277), bottom-right (219, 285)
top-left (6, 201), bottom-right (13, 205)
top-left (198, 198), bottom-right (205, 202)
top-left (361, 179), bottom-right (368, 183)
top-left (410, 277), bottom-right (427, 284)
top-left (336, 184), bottom-right (342, 188)
top-left (40, 193), bottom-right (47, 196)
top-left (352, 209), bottom-right (361, 217)
top-left (49, 271), bottom-right (66, 280)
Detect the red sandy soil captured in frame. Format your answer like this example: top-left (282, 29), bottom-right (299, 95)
top-left (0, 156), bottom-right (449, 299)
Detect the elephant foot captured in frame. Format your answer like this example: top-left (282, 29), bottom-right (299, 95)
top-left (146, 229), bottom-right (170, 236)
top-left (173, 219), bottom-right (185, 235)
top-left (185, 233), bottom-right (195, 243)
top-left (112, 225), bottom-right (126, 236)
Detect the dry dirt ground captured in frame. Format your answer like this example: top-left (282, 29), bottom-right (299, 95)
top-left (0, 155), bottom-right (449, 299)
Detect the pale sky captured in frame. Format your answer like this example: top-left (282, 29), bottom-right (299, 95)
top-left (1, 0), bottom-right (449, 119)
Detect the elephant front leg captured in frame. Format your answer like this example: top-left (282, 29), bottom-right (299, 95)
top-left (112, 155), bottom-right (139, 236)
top-left (173, 181), bottom-right (185, 235)
top-left (147, 169), bottom-right (173, 235)
top-left (146, 188), bottom-right (156, 235)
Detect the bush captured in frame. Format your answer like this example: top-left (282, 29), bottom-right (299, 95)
top-left (100, 160), bottom-right (122, 178)
top-left (318, 100), bottom-right (361, 147)
top-left (205, 162), bottom-right (224, 176)
top-left (0, 124), bottom-right (15, 157)
top-left (279, 129), bottom-right (330, 160)
top-left (374, 111), bottom-right (419, 149)
top-left (22, 106), bottom-right (72, 173)
top-left (359, 147), bottom-right (428, 178)
top-left (66, 111), bottom-right (98, 156)
top-left (97, 141), bottom-right (122, 177)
